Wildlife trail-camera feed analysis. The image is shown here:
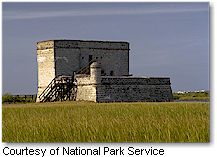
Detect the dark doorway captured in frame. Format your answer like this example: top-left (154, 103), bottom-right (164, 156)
top-left (110, 70), bottom-right (114, 76)
top-left (89, 55), bottom-right (93, 62)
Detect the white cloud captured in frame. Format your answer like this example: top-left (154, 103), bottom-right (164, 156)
top-left (3, 7), bottom-right (207, 20)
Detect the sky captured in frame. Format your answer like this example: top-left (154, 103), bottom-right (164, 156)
top-left (2, 2), bottom-right (209, 94)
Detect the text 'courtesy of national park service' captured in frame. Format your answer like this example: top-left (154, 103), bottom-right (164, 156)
top-left (2, 146), bottom-right (165, 157)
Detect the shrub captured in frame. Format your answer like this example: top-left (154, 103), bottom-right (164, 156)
top-left (2, 93), bottom-right (14, 103)
top-left (2, 93), bottom-right (36, 104)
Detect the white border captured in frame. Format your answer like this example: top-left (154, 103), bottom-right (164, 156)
top-left (0, 1), bottom-right (215, 157)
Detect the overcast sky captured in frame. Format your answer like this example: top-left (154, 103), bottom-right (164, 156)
top-left (2, 2), bottom-right (209, 94)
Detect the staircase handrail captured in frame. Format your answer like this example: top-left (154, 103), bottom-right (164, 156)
top-left (76, 60), bottom-right (96, 74)
top-left (38, 75), bottom-right (74, 102)
top-left (38, 75), bottom-right (61, 100)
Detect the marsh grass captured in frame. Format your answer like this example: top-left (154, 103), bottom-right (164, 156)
top-left (173, 92), bottom-right (209, 101)
top-left (2, 101), bottom-right (209, 142)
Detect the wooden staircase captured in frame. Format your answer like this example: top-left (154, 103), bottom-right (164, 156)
top-left (38, 60), bottom-right (96, 102)
top-left (38, 75), bottom-right (76, 102)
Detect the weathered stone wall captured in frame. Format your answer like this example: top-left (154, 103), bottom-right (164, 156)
top-left (54, 40), bottom-right (129, 49)
top-left (37, 40), bottom-right (54, 50)
top-left (54, 40), bottom-right (129, 76)
top-left (96, 77), bottom-right (173, 102)
top-left (75, 62), bottom-right (101, 102)
top-left (37, 39), bottom-right (129, 87)
top-left (75, 75), bottom-right (173, 102)
top-left (75, 75), bottom-right (98, 102)
top-left (75, 64), bottom-right (173, 102)
top-left (55, 48), bottom-right (80, 76)
top-left (36, 41), bottom-right (55, 102)
top-left (75, 75), bottom-right (97, 102)
top-left (101, 77), bottom-right (171, 85)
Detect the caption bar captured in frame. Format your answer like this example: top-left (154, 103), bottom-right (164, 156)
top-left (2, 146), bottom-right (165, 157)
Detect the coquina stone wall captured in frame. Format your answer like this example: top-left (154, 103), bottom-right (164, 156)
top-left (54, 40), bottom-right (129, 76)
top-left (75, 62), bottom-right (173, 102)
top-left (96, 77), bottom-right (173, 102)
top-left (75, 62), bottom-right (101, 102)
top-left (36, 41), bottom-right (55, 102)
top-left (75, 74), bottom-right (97, 102)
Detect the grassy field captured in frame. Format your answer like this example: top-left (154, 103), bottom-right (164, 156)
top-left (2, 101), bottom-right (209, 142)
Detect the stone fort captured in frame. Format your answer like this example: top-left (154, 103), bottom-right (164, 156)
top-left (36, 40), bottom-right (173, 102)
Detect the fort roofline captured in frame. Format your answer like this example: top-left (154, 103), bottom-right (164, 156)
top-left (75, 75), bottom-right (171, 79)
top-left (37, 39), bottom-right (129, 44)
top-left (37, 39), bottom-right (130, 51)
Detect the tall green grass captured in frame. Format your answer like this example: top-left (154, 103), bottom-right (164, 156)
top-left (2, 101), bottom-right (209, 142)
